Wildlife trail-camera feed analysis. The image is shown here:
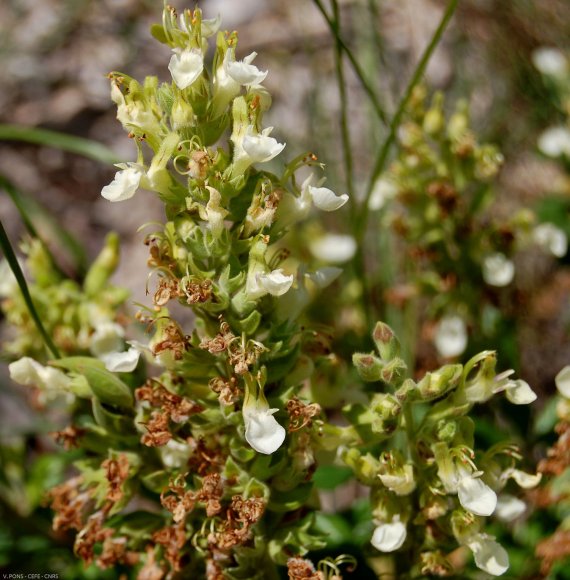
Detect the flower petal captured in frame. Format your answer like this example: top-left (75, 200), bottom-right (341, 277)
top-left (458, 476), bottom-right (497, 516)
top-left (494, 494), bottom-right (526, 522)
top-left (226, 51), bottom-right (268, 86)
top-left (308, 186), bottom-right (349, 211)
top-left (242, 129), bottom-right (286, 163)
top-left (168, 48), bottom-right (204, 89)
top-left (244, 408), bottom-right (286, 454)
top-left (101, 166), bottom-right (143, 202)
top-left (101, 347), bottom-right (141, 373)
top-left (467, 534), bottom-right (509, 576)
top-left (257, 269), bottom-right (294, 297)
top-left (370, 521), bottom-right (407, 552)
top-left (434, 315), bottom-right (468, 358)
top-left (309, 234), bottom-right (357, 264)
top-left (555, 365), bottom-right (570, 398)
top-left (482, 253), bottom-right (515, 287)
top-left (505, 380), bottom-right (537, 405)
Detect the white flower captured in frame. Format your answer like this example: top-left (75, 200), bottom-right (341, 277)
top-left (482, 253), bottom-right (515, 287)
top-left (100, 346), bottom-right (141, 373)
top-left (503, 468), bottom-right (542, 489)
top-left (466, 534), bottom-right (509, 576)
top-left (226, 50), bottom-right (267, 86)
top-left (379, 464), bottom-right (416, 496)
top-left (198, 186), bottom-right (229, 238)
top-left (168, 48), bottom-right (204, 90)
top-left (494, 494), bottom-right (526, 522)
top-left (243, 406), bottom-right (286, 455)
top-left (555, 365), bottom-right (570, 398)
top-left (90, 322), bottom-right (125, 357)
top-left (101, 165), bottom-right (143, 202)
top-left (308, 186), bottom-right (349, 212)
top-left (242, 126), bottom-right (286, 164)
top-left (371, 518), bottom-right (407, 552)
top-left (434, 316), bottom-right (468, 358)
top-left (538, 126), bottom-right (570, 158)
top-left (9, 357), bottom-right (70, 391)
top-left (248, 268), bottom-right (294, 300)
top-left (504, 379), bottom-right (537, 405)
top-left (533, 223), bottom-right (568, 258)
top-left (532, 47), bottom-right (567, 77)
top-left (309, 234), bottom-right (357, 264)
top-left (457, 472), bottom-right (497, 516)
top-left (369, 177), bottom-right (398, 211)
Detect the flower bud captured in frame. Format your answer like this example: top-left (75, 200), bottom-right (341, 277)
top-left (83, 233), bottom-right (120, 296)
top-left (370, 394), bottom-right (402, 436)
top-left (372, 321), bottom-right (401, 361)
top-left (416, 364), bottom-right (462, 401)
top-left (352, 353), bottom-right (383, 382)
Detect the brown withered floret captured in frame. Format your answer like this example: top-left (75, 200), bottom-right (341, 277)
top-left (136, 382), bottom-right (203, 424)
top-left (426, 180), bottom-right (458, 214)
top-left (200, 321), bottom-right (236, 354)
top-left (74, 511), bottom-right (113, 566)
top-left (209, 376), bottom-right (241, 406)
top-left (184, 278), bottom-right (213, 304)
top-left (146, 236), bottom-right (175, 270)
top-left (141, 411), bottom-right (172, 447)
top-left (51, 425), bottom-right (85, 450)
top-left (47, 476), bottom-right (92, 532)
top-left (137, 547), bottom-right (166, 580)
top-left (536, 530), bottom-right (570, 576)
top-left (287, 397), bottom-right (322, 432)
top-left (208, 495), bottom-right (266, 552)
top-left (206, 557), bottom-right (225, 580)
top-left (287, 557), bottom-right (321, 579)
top-left (97, 536), bottom-right (139, 569)
top-left (102, 454), bottom-right (130, 503)
top-left (187, 438), bottom-right (226, 476)
top-left (152, 522), bottom-right (187, 572)
top-left (195, 473), bottom-right (224, 517)
top-left (151, 322), bottom-right (189, 360)
top-left (153, 277), bottom-right (181, 307)
top-left (538, 422), bottom-right (570, 476)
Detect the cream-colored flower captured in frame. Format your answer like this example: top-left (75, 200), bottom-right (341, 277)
top-left (434, 315), bottom-right (468, 358)
top-left (308, 185), bottom-right (349, 211)
top-left (466, 533), bottom-right (509, 576)
top-left (555, 365), bottom-right (570, 398)
top-left (532, 47), bottom-right (567, 77)
top-left (248, 268), bottom-right (294, 300)
top-left (533, 223), bottom-right (568, 258)
top-left (101, 164), bottom-right (144, 202)
top-left (168, 48), bottom-right (204, 89)
top-left (482, 253), bottom-right (515, 287)
top-left (242, 126), bottom-right (286, 164)
top-left (309, 234), bottom-right (356, 264)
top-left (494, 494), bottom-right (526, 522)
top-left (371, 518), bottom-right (407, 552)
top-left (538, 126), bottom-right (570, 158)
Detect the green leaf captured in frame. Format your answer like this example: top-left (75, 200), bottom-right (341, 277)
top-left (0, 220), bottom-right (60, 359)
top-left (313, 513), bottom-right (354, 546)
top-left (0, 124), bottom-right (118, 165)
top-left (312, 465), bottom-right (354, 490)
top-left (51, 357), bottom-right (133, 408)
top-left (0, 174), bottom-right (87, 275)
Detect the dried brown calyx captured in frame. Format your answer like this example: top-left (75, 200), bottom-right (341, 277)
top-left (209, 376), bottom-right (241, 405)
top-left (287, 557), bottom-right (321, 580)
top-left (102, 453), bottom-right (130, 503)
top-left (51, 425), bottom-right (85, 450)
top-left (152, 522), bottom-right (187, 572)
top-left (153, 277), bottom-right (182, 306)
top-left (287, 397), bottom-right (322, 432)
top-left (136, 381), bottom-right (204, 423)
top-left (183, 278), bottom-right (213, 304)
top-left (46, 475), bottom-right (92, 532)
top-left (151, 321), bottom-right (189, 360)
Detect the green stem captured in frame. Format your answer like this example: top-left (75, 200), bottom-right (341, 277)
top-left (331, 0), bottom-right (355, 212)
top-left (358, 0), bottom-right (459, 233)
top-left (352, 0), bottom-right (458, 332)
top-left (312, 0), bottom-right (388, 127)
top-left (0, 220), bottom-right (60, 359)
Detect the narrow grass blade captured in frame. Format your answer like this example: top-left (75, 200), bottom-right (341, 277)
top-left (0, 175), bottom-right (87, 276)
top-left (0, 124), bottom-right (119, 165)
top-left (0, 220), bottom-right (60, 359)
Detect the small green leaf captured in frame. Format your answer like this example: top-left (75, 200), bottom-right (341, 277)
top-left (51, 357), bottom-right (133, 408)
top-left (313, 465), bottom-right (354, 490)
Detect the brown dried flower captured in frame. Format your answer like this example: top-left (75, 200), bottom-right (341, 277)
top-left (141, 411), bottom-right (172, 447)
top-left (287, 397), bottom-right (322, 432)
top-left (102, 454), bottom-right (130, 503)
top-left (287, 557), bottom-right (321, 579)
top-left (51, 425), bottom-right (85, 450)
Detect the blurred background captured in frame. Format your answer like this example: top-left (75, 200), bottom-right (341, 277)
top-left (1, 0), bottom-right (570, 577)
